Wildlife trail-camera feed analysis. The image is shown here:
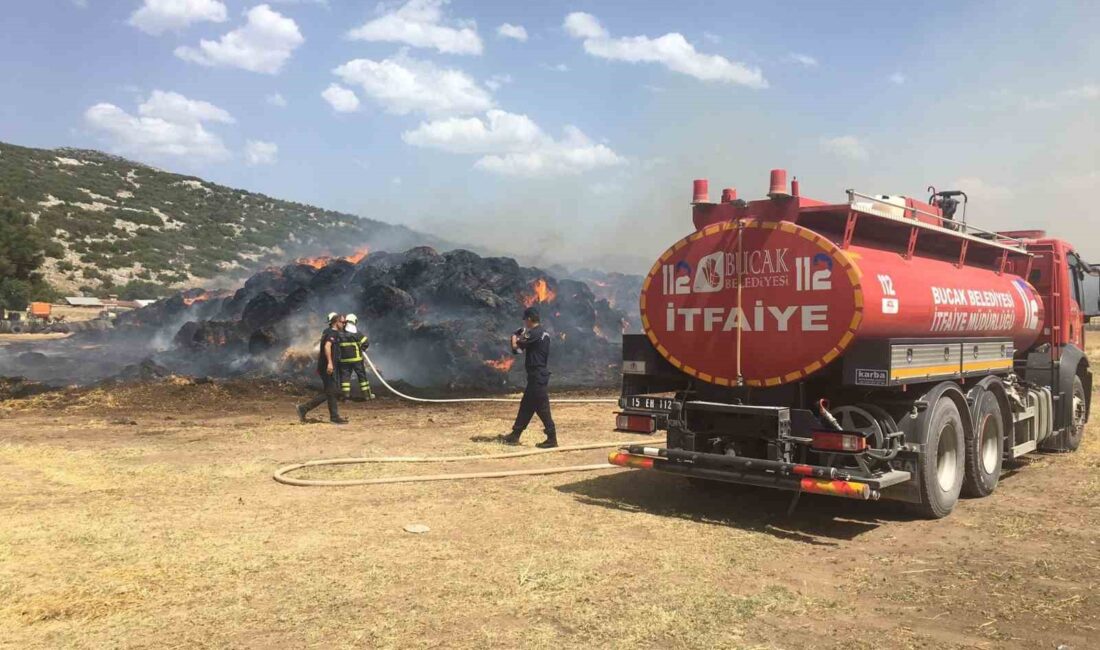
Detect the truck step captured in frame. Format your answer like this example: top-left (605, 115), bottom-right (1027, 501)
top-left (1008, 440), bottom-right (1038, 459)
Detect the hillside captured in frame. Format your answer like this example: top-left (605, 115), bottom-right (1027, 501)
top-left (0, 141), bottom-right (447, 296)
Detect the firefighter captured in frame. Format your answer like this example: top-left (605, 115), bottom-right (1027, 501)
top-left (296, 312), bottom-right (349, 424)
top-left (340, 313), bottom-right (375, 401)
top-left (500, 307), bottom-right (557, 448)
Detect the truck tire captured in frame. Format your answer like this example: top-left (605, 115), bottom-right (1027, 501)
top-left (1040, 374), bottom-right (1087, 452)
top-left (913, 396), bottom-right (966, 519)
top-left (962, 390), bottom-right (1003, 498)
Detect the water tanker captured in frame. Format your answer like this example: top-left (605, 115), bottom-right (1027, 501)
top-left (612, 171), bottom-right (1097, 518)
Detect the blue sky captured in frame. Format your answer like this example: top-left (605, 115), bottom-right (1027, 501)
top-left (1, 1), bottom-right (1098, 270)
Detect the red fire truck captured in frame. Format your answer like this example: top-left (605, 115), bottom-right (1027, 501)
top-left (612, 170), bottom-right (1097, 518)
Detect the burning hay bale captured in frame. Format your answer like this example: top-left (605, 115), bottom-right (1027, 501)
top-left (106, 247), bottom-right (627, 389)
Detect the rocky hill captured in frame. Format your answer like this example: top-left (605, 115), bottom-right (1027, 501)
top-left (0, 141), bottom-right (447, 296)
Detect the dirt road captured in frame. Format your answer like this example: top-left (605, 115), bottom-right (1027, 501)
top-left (0, 374), bottom-right (1096, 648)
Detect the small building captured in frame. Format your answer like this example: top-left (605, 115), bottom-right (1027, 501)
top-left (64, 297), bottom-right (104, 308)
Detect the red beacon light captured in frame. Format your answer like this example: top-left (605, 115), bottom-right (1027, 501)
top-left (692, 179), bottom-right (710, 204)
top-left (768, 168), bottom-right (790, 198)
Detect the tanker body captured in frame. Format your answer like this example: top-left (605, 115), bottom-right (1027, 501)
top-left (612, 171), bottom-right (1097, 518)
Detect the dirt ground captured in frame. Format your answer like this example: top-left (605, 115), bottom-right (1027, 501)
top-left (1, 370), bottom-right (1097, 648)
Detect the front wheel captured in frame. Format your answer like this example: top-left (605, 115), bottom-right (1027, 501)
top-left (912, 396), bottom-right (966, 519)
top-left (1040, 374), bottom-right (1087, 452)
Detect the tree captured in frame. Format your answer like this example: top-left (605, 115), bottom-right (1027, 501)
top-left (0, 202), bottom-right (49, 310)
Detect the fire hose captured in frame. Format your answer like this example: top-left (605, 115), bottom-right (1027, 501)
top-left (272, 354), bottom-right (634, 486)
top-left (362, 352), bottom-right (618, 404)
top-left (272, 441), bottom-right (646, 487)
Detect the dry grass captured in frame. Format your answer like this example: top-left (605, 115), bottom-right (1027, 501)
top-left (0, 364), bottom-right (1098, 648)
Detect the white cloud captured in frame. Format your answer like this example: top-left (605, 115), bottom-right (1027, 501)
top-left (245, 139), bottom-right (278, 165)
top-left (485, 74), bottom-right (512, 91)
top-left (332, 53), bottom-right (493, 116)
top-left (497, 23), bottom-right (528, 42)
top-left (139, 89), bottom-right (234, 125)
top-left (889, 72), bottom-right (906, 85)
top-left (1054, 170), bottom-right (1100, 191)
top-left (129, 0), bottom-right (226, 35)
top-left (403, 110), bottom-right (623, 177)
top-left (563, 12), bottom-right (766, 88)
top-left (321, 83), bottom-right (360, 112)
top-left (475, 125), bottom-right (623, 177)
top-left (787, 53), bottom-right (818, 67)
top-left (266, 93), bottom-right (288, 107)
top-left (348, 0), bottom-right (482, 56)
top-left (820, 135), bottom-right (870, 161)
top-left (84, 90), bottom-right (233, 162)
top-left (952, 177), bottom-right (1013, 200)
top-left (563, 12), bottom-right (607, 40)
top-left (175, 4), bottom-right (304, 74)
top-left (702, 32), bottom-right (721, 44)
top-left (402, 109), bottom-right (543, 153)
top-left (543, 63), bottom-right (569, 72)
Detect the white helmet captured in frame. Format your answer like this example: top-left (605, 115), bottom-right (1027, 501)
top-left (346, 313), bottom-right (358, 324)
top-left (326, 311), bottom-right (339, 322)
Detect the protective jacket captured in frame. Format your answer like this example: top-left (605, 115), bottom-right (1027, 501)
top-left (338, 331), bottom-right (369, 364)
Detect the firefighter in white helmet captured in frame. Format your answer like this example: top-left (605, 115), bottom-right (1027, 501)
top-left (338, 313), bottom-right (374, 400)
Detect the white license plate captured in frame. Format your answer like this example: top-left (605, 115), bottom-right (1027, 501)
top-left (623, 396), bottom-right (674, 412)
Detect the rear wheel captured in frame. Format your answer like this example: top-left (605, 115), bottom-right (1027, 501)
top-left (912, 396), bottom-right (965, 519)
top-left (962, 390), bottom-right (1003, 498)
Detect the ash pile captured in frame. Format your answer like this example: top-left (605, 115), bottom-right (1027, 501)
top-left (112, 247), bottom-right (627, 389)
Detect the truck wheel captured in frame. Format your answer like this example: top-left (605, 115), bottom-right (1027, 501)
top-left (1063, 375), bottom-right (1086, 452)
top-left (962, 390), bottom-right (1003, 498)
top-left (913, 396), bottom-right (965, 519)
top-left (1038, 374), bottom-right (1086, 452)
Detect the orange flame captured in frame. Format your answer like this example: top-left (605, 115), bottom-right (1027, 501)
top-left (483, 356), bottom-right (516, 372)
top-left (593, 325), bottom-right (605, 339)
top-left (522, 278), bottom-right (556, 307)
top-left (294, 246), bottom-right (370, 270)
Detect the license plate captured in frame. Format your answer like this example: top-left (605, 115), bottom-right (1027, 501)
top-left (623, 395), bottom-right (674, 412)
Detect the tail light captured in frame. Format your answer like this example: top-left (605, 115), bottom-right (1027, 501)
top-left (811, 430), bottom-right (868, 453)
top-left (616, 413), bottom-right (656, 433)
top-left (608, 452), bottom-right (654, 469)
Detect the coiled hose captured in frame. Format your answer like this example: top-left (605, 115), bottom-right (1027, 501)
top-left (273, 441), bottom-right (640, 487)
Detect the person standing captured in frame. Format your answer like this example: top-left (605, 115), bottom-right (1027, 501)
top-left (296, 312), bottom-right (349, 424)
top-left (500, 307), bottom-right (557, 448)
top-left (339, 313), bottom-right (375, 401)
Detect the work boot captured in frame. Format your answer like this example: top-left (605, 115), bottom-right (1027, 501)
top-left (366, 388), bottom-right (376, 400)
top-left (499, 432), bottom-right (521, 445)
top-left (296, 405), bottom-right (307, 423)
top-left (536, 436), bottom-right (558, 449)
top-left (331, 417), bottom-right (349, 425)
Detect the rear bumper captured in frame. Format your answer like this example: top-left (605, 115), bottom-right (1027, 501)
top-left (609, 446), bottom-right (911, 501)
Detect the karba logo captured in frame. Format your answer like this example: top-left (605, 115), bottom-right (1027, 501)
top-left (693, 252), bottom-right (724, 293)
top-left (661, 260), bottom-right (693, 295)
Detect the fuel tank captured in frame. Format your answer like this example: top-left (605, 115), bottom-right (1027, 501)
top-left (640, 219), bottom-right (1044, 387)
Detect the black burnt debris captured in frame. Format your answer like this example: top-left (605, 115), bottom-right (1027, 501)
top-left (26, 247), bottom-right (629, 390)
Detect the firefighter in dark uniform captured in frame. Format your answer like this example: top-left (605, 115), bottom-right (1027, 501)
top-left (296, 312), bottom-right (349, 424)
top-left (339, 313), bottom-right (375, 401)
top-left (500, 307), bottom-right (557, 448)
